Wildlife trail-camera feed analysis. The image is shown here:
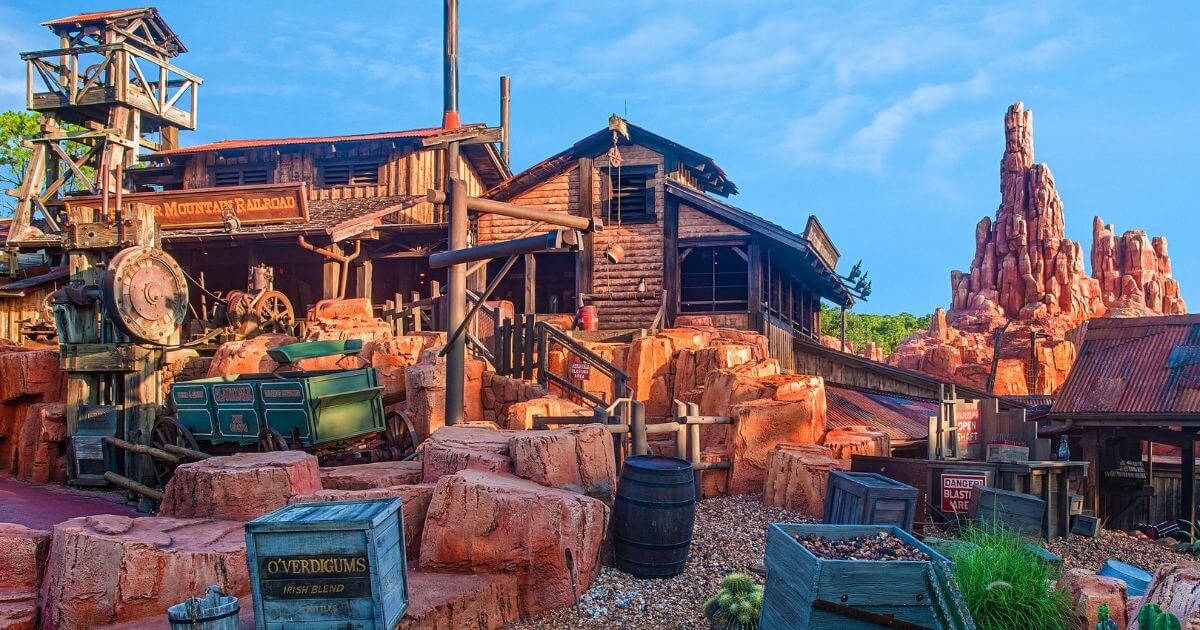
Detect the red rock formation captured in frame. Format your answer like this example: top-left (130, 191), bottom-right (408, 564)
top-left (421, 425), bottom-right (516, 482)
top-left (289, 483), bottom-right (436, 560)
top-left (159, 451), bottom-right (322, 521)
top-left (1138, 563), bottom-right (1200, 627)
top-left (15, 402), bottom-right (67, 484)
top-left (206, 333), bottom-right (298, 377)
top-left (509, 424), bottom-right (617, 498)
top-left (397, 571), bottom-right (520, 630)
top-left (418, 470), bottom-right (608, 616)
top-left (1058, 568), bottom-right (1129, 630)
top-left (890, 102), bottom-right (1188, 394)
top-left (763, 444), bottom-right (838, 518)
top-left (39, 515), bottom-right (249, 629)
top-left (318, 460), bottom-right (423, 490)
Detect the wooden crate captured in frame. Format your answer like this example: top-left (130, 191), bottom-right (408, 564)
top-left (245, 499), bottom-right (408, 629)
top-left (994, 461), bottom-right (1086, 540)
top-left (970, 487), bottom-right (1046, 540)
top-left (985, 443), bottom-right (1029, 463)
top-left (823, 471), bottom-right (918, 531)
top-left (1070, 514), bottom-right (1100, 537)
top-left (761, 523), bottom-right (973, 629)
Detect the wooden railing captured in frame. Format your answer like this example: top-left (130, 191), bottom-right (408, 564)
top-left (536, 321), bottom-right (631, 407)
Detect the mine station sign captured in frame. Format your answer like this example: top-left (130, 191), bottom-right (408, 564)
top-left (62, 182), bottom-right (309, 230)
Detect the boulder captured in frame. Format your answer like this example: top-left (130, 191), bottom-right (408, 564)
top-left (421, 425), bottom-right (515, 482)
top-left (763, 444), bottom-right (838, 518)
top-left (822, 426), bottom-right (890, 460)
top-left (726, 377), bottom-right (827, 495)
top-left (1137, 563), bottom-right (1200, 628)
top-left (159, 451), bottom-right (321, 521)
top-left (206, 334), bottom-right (298, 377)
top-left (288, 484), bottom-right (436, 560)
top-left (500, 395), bottom-right (590, 431)
top-left (404, 348), bottom-right (446, 442)
top-left (673, 315), bottom-right (714, 327)
top-left (627, 335), bottom-right (675, 418)
top-left (15, 402), bottom-right (67, 484)
top-left (396, 571), bottom-right (520, 630)
top-left (39, 515), bottom-right (249, 629)
top-left (1059, 568), bottom-right (1129, 630)
top-left (0, 349), bottom-right (62, 403)
top-left (419, 470), bottom-right (608, 616)
top-left (0, 523), bottom-right (50, 589)
top-left (0, 587), bottom-right (37, 630)
top-left (369, 333), bottom-right (444, 404)
top-left (509, 424), bottom-right (617, 498)
top-left (319, 460), bottom-right (423, 489)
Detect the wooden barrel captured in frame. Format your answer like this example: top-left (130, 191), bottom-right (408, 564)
top-left (612, 455), bottom-right (697, 578)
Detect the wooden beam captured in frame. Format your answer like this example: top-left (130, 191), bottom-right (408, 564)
top-left (747, 240), bottom-right (763, 333)
top-left (1183, 428), bottom-right (1197, 524)
top-left (356, 259), bottom-right (373, 300)
top-left (523, 253), bottom-right (536, 314)
top-left (663, 194), bottom-right (679, 325)
top-left (576, 157), bottom-right (594, 304)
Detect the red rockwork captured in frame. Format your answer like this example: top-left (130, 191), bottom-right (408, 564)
top-left (319, 460), bottom-right (423, 490)
top-left (509, 424), bottom-right (617, 498)
top-left (289, 483), bottom-right (436, 560)
top-left (0, 522), bottom-right (50, 589)
top-left (419, 470), bottom-right (608, 616)
top-left (15, 402), bottom-right (67, 484)
top-left (403, 347), bottom-right (486, 442)
top-left (159, 451), bottom-right (321, 521)
top-left (821, 426), bottom-right (890, 461)
top-left (421, 425), bottom-right (515, 482)
top-left (0, 348), bottom-right (64, 478)
top-left (39, 515), bottom-right (249, 629)
top-left (762, 444), bottom-right (838, 518)
top-left (499, 395), bottom-right (589, 431)
top-left (303, 297), bottom-right (393, 342)
top-left (1058, 568), bottom-right (1129, 630)
top-left (1138, 563), bottom-right (1200, 628)
top-left (206, 334), bottom-right (298, 377)
top-left (726, 376), bottom-right (827, 495)
top-left (396, 571), bottom-right (520, 630)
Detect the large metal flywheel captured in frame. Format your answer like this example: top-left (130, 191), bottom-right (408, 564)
top-left (102, 246), bottom-right (189, 344)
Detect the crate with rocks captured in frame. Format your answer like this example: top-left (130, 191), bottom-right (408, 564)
top-left (761, 523), bottom-right (974, 629)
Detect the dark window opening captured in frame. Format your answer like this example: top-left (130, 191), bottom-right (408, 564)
top-left (607, 165), bottom-right (655, 223)
top-left (319, 160), bottom-right (381, 187)
top-left (486, 252), bottom-right (577, 314)
top-left (213, 166), bottom-right (271, 187)
top-left (680, 245), bottom-right (748, 313)
top-left (487, 256), bottom-right (526, 314)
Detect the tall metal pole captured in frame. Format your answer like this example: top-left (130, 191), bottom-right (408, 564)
top-left (443, 0), bottom-right (465, 425)
top-left (500, 76), bottom-right (511, 167)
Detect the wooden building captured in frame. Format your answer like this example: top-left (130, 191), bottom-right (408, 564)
top-left (479, 121), bottom-right (854, 333)
top-left (1045, 314), bottom-right (1200, 526)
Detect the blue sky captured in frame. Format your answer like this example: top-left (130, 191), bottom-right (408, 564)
top-left (2, 1), bottom-right (1196, 315)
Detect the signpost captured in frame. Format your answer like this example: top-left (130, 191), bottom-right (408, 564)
top-left (62, 183), bottom-right (309, 230)
top-left (940, 471), bottom-right (989, 514)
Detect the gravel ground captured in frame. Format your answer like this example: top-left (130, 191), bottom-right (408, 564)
top-left (1045, 528), bottom-right (1195, 573)
top-left (508, 494), bottom-right (810, 629)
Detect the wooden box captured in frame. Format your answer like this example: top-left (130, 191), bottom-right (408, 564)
top-left (245, 499), bottom-right (408, 629)
top-left (970, 486), bottom-right (1046, 540)
top-left (823, 471), bottom-right (919, 531)
top-left (1068, 492), bottom-right (1083, 516)
top-left (985, 443), bottom-right (1029, 463)
top-left (761, 523), bottom-right (972, 629)
top-left (1070, 514), bottom-right (1100, 537)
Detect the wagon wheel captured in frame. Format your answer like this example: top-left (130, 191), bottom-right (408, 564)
top-left (253, 291), bottom-right (294, 334)
top-left (224, 290), bottom-right (252, 328)
top-left (257, 428), bottom-right (290, 452)
top-left (150, 416), bottom-right (200, 486)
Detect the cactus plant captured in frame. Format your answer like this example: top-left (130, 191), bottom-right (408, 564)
top-left (1138, 603), bottom-right (1182, 630)
top-left (703, 573), bottom-right (763, 630)
top-left (1095, 604), bottom-right (1118, 630)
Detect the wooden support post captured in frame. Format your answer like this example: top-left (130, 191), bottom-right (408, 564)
top-left (1182, 430), bottom-right (1196, 524)
top-left (631, 399), bottom-right (647, 456)
top-left (322, 243), bottom-right (342, 300)
top-left (663, 195), bottom-right (679, 326)
top-left (355, 259), bottom-right (373, 300)
top-left (523, 253), bottom-right (536, 315)
top-left (747, 241), bottom-right (763, 333)
top-left (1081, 429), bottom-right (1101, 516)
top-left (576, 157), bottom-right (594, 307)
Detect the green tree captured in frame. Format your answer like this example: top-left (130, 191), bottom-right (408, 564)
top-left (820, 303), bottom-right (932, 354)
top-left (0, 110), bottom-right (41, 217)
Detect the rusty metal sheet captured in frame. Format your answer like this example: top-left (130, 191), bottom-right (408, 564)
top-left (826, 386), bottom-right (935, 442)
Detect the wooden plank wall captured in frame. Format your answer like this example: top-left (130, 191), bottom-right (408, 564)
top-left (593, 145), bottom-right (664, 329)
top-left (678, 204), bottom-right (748, 239)
top-left (179, 141), bottom-right (485, 210)
top-left (0, 285), bottom-right (57, 344)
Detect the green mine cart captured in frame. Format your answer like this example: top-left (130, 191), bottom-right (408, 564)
top-left (161, 339), bottom-right (386, 454)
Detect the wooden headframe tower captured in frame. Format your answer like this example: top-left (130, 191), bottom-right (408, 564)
top-left (7, 9), bottom-right (200, 501)
top-left (6, 7), bottom-right (201, 246)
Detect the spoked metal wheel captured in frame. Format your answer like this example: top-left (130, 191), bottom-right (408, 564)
top-left (150, 416), bottom-right (200, 486)
top-left (254, 291), bottom-right (294, 334)
top-left (257, 427), bottom-right (290, 452)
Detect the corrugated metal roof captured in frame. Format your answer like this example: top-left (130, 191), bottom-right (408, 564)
top-left (826, 385), bottom-right (935, 442)
top-left (151, 125), bottom-right (481, 157)
top-left (162, 194), bottom-right (425, 241)
top-left (43, 8), bottom-right (151, 26)
top-left (0, 266), bottom-right (67, 297)
top-left (1049, 314), bottom-right (1200, 418)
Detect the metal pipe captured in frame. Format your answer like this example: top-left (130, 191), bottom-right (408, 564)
top-left (445, 175), bottom-right (467, 426)
top-left (500, 76), bottom-right (510, 167)
top-left (429, 231), bottom-right (565, 269)
top-left (442, 0), bottom-right (459, 129)
top-left (631, 400), bottom-right (647, 456)
top-left (440, 254), bottom-right (519, 356)
top-left (427, 190), bottom-right (595, 231)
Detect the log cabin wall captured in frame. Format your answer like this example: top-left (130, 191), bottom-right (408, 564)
top-left (678, 204), bottom-right (748, 239)
top-left (0, 284), bottom-right (57, 344)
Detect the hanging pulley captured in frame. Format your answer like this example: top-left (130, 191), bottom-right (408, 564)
top-left (101, 245), bottom-right (189, 344)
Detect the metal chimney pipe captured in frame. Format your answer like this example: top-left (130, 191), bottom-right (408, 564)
top-left (442, 0), bottom-right (460, 129)
top-left (500, 76), bottom-right (511, 166)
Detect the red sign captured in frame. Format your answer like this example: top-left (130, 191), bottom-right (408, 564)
top-left (941, 472), bottom-right (988, 513)
top-left (63, 183), bottom-right (309, 230)
top-left (569, 362), bottom-right (591, 381)
top-left (957, 404), bottom-right (981, 445)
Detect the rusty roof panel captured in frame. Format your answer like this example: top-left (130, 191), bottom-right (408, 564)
top-left (826, 386), bottom-right (934, 442)
top-left (150, 125), bottom-right (482, 157)
top-left (1050, 314), bottom-right (1200, 418)
top-left (43, 8), bottom-right (152, 26)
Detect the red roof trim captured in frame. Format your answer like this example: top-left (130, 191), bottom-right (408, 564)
top-left (151, 124), bottom-right (486, 157)
top-left (43, 8), bottom-right (152, 26)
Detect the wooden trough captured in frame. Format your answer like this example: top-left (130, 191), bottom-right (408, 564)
top-left (761, 523), bottom-right (974, 629)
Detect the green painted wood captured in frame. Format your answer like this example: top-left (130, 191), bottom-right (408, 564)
top-left (267, 339), bottom-right (364, 365)
top-left (245, 499), bottom-right (407, 630)
top-left (761, 523), bottom-right (973, 630)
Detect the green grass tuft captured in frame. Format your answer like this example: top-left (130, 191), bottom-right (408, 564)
top-left (947, 523), bottom-right (1073, 630)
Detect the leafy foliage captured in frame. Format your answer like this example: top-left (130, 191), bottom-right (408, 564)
top-left (0, 110), bottom-right (94, 217)
top-left (819, 303), bottom-right (931, 354)
top-left (1174, 520), bottom-right (1200, 556)
top-left (1096, 604), bottom-right (1118, 630)
top-left (703, 573), bottom-right (763, 630)
top-left (945, 524), bottom-right (1073, 630)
